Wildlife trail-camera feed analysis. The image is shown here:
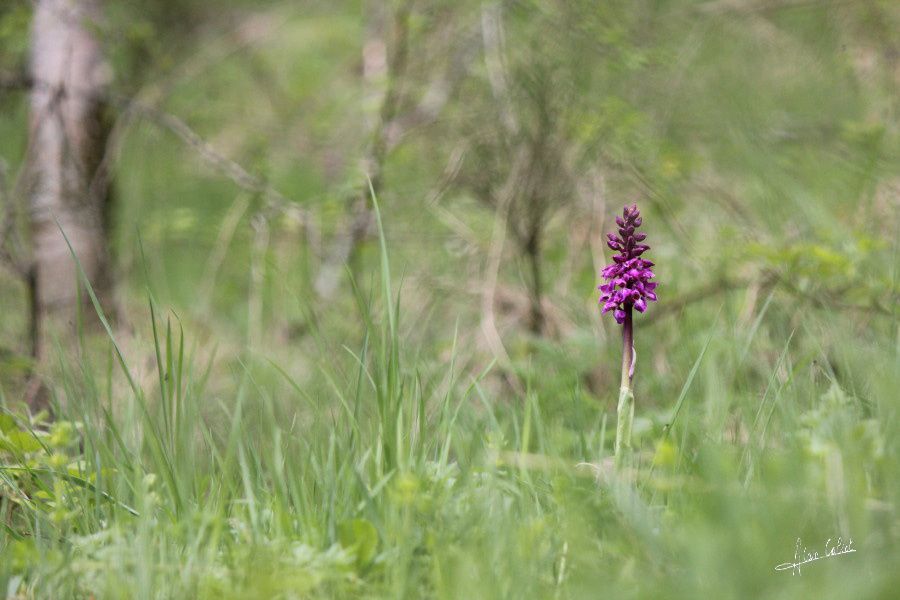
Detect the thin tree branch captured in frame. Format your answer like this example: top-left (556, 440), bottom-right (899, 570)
top-left (2, 72), bottom-right (317, 241)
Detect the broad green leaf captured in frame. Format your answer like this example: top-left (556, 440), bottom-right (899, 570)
top-left (0, 414), bottom-right (16, 434)
top-left (1, 430), bottom-right (43, 453)
top-left (337, 518), bottom-right (378, 569)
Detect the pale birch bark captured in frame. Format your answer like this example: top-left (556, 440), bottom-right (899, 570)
top-left (28, 0), bottom-right (113, 344)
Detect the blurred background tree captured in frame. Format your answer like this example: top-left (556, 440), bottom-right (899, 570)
top-left (0, 0), bottom-right (897, 404)
top-left (27, 0), bottom-right (115, 354)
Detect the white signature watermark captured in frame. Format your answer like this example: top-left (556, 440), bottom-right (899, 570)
top-left (774, 537), bottom-right (856, 575)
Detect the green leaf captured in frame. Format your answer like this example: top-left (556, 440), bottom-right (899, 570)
top-left (49, 421), bottom-right (75, 447)
top-left (337, 518), bottom-right (379, 569)
top-left (0, 413), bottom-right (16, 434)
top-left (1, 430), bottom-right (43, 453)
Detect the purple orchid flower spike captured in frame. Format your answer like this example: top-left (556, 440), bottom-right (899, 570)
top-left (598, 204), bottom-right (658, 324)
top-left (597, 204), bottom-right (657, 469)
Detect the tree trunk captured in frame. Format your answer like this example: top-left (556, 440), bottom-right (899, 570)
top-left (525, 229), bottom-right (544, 335)
top-left (28, 0), bottom-right (113, 351)
top-left (313, 0), bottom-right (410, 300)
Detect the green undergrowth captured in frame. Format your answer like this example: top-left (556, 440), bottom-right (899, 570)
top-left (1, 202), bottom-right (898, 599)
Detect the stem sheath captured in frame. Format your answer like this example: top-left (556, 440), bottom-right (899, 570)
top-left (615, 305), bottom-right (634, 469)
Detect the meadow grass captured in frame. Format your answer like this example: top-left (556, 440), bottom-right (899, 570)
top-left (1, 197), bottom-right (897, 599)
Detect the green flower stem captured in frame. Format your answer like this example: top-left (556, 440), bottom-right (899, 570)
top-left (615, 305), bottom-right (634, 469)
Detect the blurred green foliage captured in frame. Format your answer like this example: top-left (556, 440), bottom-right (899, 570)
top-left (1, 0), bottom-right (899, 598)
